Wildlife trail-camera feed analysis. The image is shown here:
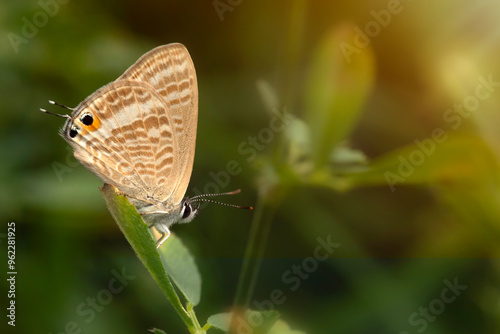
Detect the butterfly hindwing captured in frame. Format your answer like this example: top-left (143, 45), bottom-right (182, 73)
top-left (63, 80), bottom-right (180, 202)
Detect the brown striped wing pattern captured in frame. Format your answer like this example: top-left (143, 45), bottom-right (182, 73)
top-left (63, 80), bottom-right (180, 204)
top-left (118, 43), bottom-right (198, 205)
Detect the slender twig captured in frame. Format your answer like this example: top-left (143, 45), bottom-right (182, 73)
top-left (233, 195), bottom-right (277, 308)
top-left (186, 302), bottom-right (204, 334)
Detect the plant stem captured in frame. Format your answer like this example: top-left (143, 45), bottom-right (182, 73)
top-left (187, 303), bottom-right (204, 334)
top-left (100, 185), bottom-right (195, 331)
top-left (233, 195), bottom-right (277, 308)
top-left (151, 272), bottom-right (193, 330)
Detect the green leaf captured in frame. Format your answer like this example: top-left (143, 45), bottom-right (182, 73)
top-left (283, 116), bottom-right (314, 176)
top-left (330, 144), bottom-right (368, 167)
top-left (206, 312), bottom-right (232, 331)
top-left (329, 144), bottom-right (369, 174)
top-left (305, 23), bottom-right (375, 168)
top-left (99, 184), bottom-right (194, 330)
top-left (256, 79), bottom-right (280, 116)
top-left (160, 234), bottom-right (201, 306)
top-left (249, 310), bottom-right (281, 333)
top-left (268, 319), bottom-right (306, 334)
top-left (149, 328), bottom-right (167, 334)
top-left (206, 310), bottom-right (280, 333)
top-left (347, 134), bottom-right (500, 190)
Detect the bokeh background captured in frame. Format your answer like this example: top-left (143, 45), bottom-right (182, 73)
top-left (2, 0), bottom-right (500, 333)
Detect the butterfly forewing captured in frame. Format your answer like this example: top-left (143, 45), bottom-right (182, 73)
top-left (64, 80), bottom-right (179, 201)
top-left (118, 43), bottom-right (198, 204)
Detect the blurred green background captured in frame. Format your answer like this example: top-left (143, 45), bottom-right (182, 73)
top-left (2, 0), bottom-right (500, 333)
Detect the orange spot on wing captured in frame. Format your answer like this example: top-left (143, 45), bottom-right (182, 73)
top-left (85, 115), bottom-right (101, 132)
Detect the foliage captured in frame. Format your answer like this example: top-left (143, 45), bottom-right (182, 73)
top-left (4, 1), bottom-right (500, 333)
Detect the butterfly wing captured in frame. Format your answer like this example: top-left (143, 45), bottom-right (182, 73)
top-left (117, 43), bottom-right (198, 204)
top-left (62, 80), bottom-right (180, 203)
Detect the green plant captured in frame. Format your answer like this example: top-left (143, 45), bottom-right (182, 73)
top-left (100, 184), bottom-right (289, 333)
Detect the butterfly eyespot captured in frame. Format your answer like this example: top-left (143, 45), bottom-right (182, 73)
top-left (80, 113), bottom-right (94, 126)
top-left (69, 126), bottom-right (79, 138)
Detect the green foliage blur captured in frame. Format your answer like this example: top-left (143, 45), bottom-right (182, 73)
top-left (2, 0), bottom-right (500, 333)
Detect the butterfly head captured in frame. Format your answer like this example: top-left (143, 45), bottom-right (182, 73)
top-left (179, 197), bottom-right (200, 224)
top-left (185, 189), bottom-right (253, 218)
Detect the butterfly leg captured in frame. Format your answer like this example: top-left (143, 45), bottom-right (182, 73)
top-left (155, 228), bottom-right (171, 249)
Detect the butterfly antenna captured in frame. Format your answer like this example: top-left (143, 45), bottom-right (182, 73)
top-left (40, 108), bottom-right (71, 119)
top-left (190, 189), bottom-right (253, 210)
top-left (191, 189), bottom-right (242, 199)
top-left (190, 197), bottom-right (253, 210)
top-left (40, 100), bottom-right (73, 119)
top-left (48, 100), bottom-right (74, 111)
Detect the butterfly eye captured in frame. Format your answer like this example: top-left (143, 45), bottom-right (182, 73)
top-left (80, 113), bottom-right (94, 126)
top-left (182, 202), bottom-right (192, 219)
top-left (69, 126), bottom-right (79, 138)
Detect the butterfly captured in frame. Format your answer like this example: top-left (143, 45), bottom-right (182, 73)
top-left (42, 43), bottom-right (251, 248)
